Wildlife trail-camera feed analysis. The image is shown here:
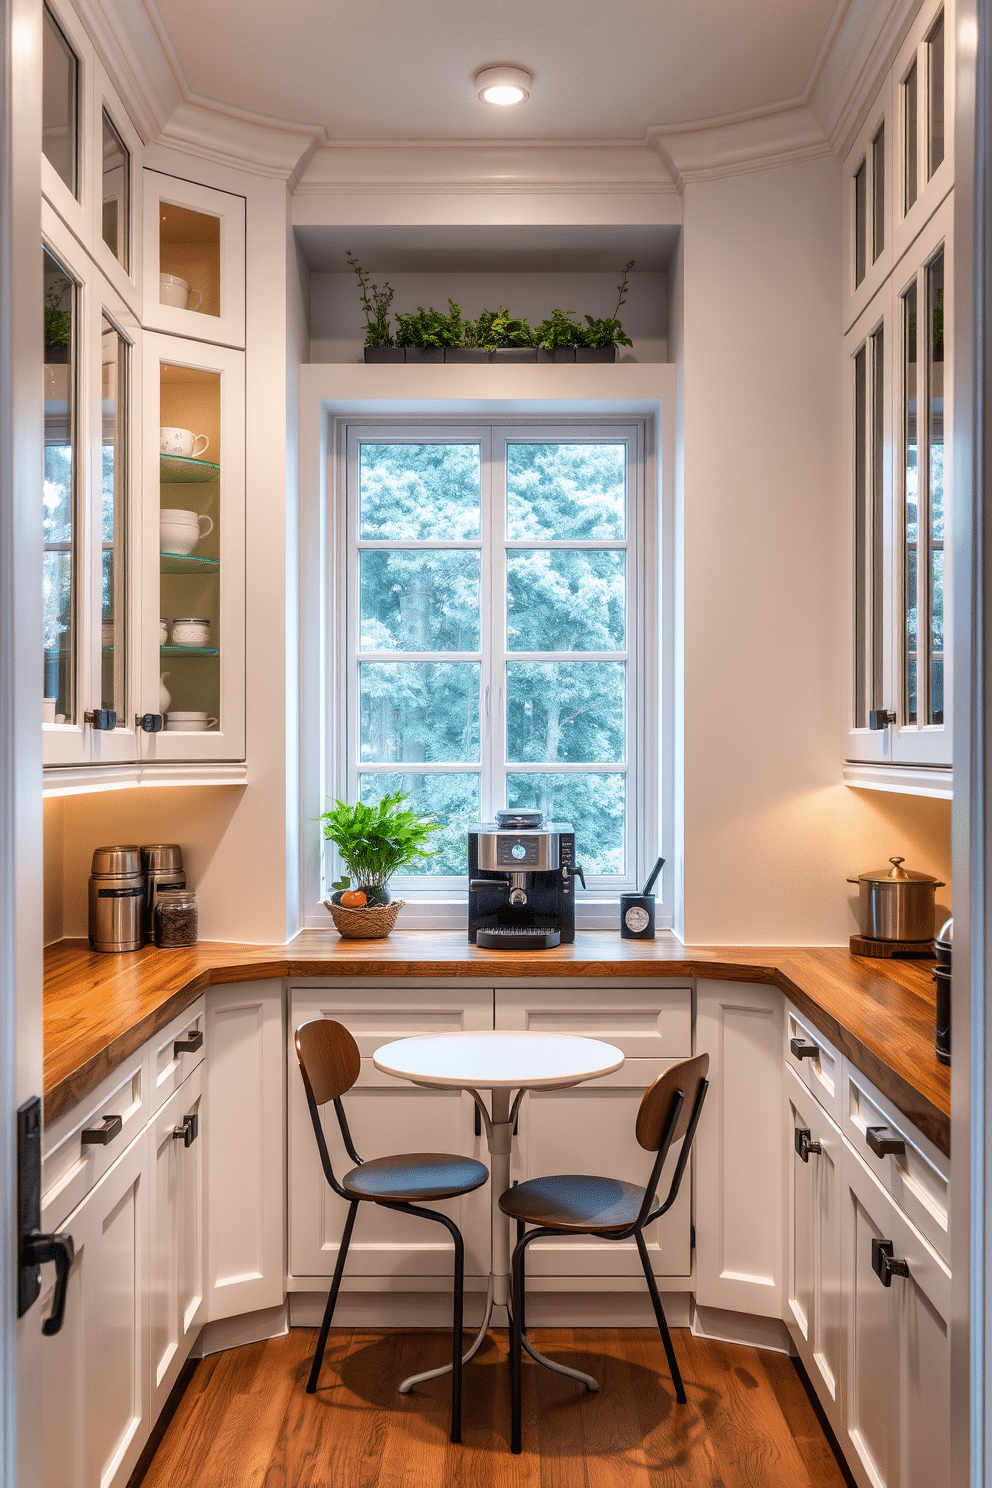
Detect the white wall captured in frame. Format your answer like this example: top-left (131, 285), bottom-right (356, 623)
top-left (678, 153), bottom-right (951, 943)
top-left (310, 269), bottom-right (666, 363)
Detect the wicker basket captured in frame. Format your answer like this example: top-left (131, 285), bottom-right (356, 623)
top-left (324, 898), bottom-right (404, 939)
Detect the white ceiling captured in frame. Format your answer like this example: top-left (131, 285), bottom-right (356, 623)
top-left (152, 0), bottom-right (842, 141)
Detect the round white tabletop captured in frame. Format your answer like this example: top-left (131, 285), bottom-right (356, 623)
top-left (372, 1029), bottom-right (624, 1090)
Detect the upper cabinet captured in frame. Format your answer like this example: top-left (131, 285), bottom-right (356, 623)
top-left (844, 0), bottom-right (953, 790)
top-left (142, 172), bottom-right (245, 349)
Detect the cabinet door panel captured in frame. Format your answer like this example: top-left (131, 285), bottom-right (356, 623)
top-left (142, 171), bottom-right (246, 348)
top-left (149, 1067), bottom-right (204, 1421)
top-left (496, 980), bottom-right (692, 1058)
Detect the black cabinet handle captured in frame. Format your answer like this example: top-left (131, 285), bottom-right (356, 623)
top-left (790, 1038), bottom-right (819, 1060)
top-left (25, 1232), bottom-right (75, 1334)
top-left (81, 1114), bottom-right (122, 1146)
top-left (872, 1237), bottom-right (910, 1287)
top-left (136, 712), bottom-right (164, 733)
top-left (84, 708), bottom-right (117, 730)
top-left (174, 1029), bottom-right (203, 1057)
top-left (173, 1112), bottom-right (199, 1148)
top-left (869, 709), bottom-right (898, 730)
top-left (794, 1126), bottom-right (821, 1163)
top-left (866, 1125), bottom-right (906, 1158)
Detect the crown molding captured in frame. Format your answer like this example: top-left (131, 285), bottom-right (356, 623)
top-left (807, 0), bottom-right (922, 157)
top-left (647, 103), bottom-right (831, 190)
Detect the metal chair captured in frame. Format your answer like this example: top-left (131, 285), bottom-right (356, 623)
top-left (498, 1052), bottom-right (710, 1453)
top-left (294, 1018), bottom-right (489, 1443)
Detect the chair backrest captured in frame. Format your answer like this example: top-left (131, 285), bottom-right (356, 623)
top-left (635, 1053), bottom-right (710, 1152)
top-left (295, 1019), bottom-right (362, 1106)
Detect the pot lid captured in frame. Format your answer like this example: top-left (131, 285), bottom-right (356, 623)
top-left (852, 855), bottom-right (944, 885)
top-left (936, 917), bottom-right (953, 946)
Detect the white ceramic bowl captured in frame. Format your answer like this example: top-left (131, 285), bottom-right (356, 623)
top-left (170, 618), bottom-right (211, 647)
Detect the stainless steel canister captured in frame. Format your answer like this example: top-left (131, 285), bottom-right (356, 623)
top-left (88, 845), bottom-right (144, 952)
top-left (846, 856), bottom-right (945, 942)
top-left (140, 843), bottom-right (186, 943)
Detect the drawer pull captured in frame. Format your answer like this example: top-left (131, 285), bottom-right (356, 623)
top-left (173, 1113), bottom-right (199, 1148)
top-left (174, 1029), bottom-right (203, 1057)
top-left (872, 1237), bottom-right (910, 1287)
top-left (790, 1038), bottom-right (819, 1060)
top-left (794, 1127), bottom-right (821, 1163)
top-left (80, 1114), bottom-right (122, 1146)
top-left (866, 1125), bottom-right (906, 1159)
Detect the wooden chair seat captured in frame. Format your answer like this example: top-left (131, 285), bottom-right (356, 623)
top-left (499, 1172), bottom-right (651, 1232)
top-left (343, 1152), bottom-right (489, 1203)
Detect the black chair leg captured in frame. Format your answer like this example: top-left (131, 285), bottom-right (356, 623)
top-left (308, 1199), bottom-right (359, 1393)
top-left (515, 1219), bottom-right (526, 1339)
top-left (449, 1220), bottom-right (465, 1443)
top-left (635, 1229), bottom-right (686, 1404)
top-left (510, 1234), bottom-right (527, 1454)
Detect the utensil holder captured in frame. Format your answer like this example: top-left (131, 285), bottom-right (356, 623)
top-left (620, 893), bottom-right (655, 939)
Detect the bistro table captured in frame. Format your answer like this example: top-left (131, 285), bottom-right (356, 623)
top-left (373, 1029), bottom-right (625, 1394)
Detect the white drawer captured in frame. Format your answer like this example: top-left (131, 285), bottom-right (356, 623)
top-left (502, 983), bottom-right (693, 1058)
top-left (785, 1003), bottom-right (842, 1123)
top-left (42, 1046), bottom-right (148, 1232)
top-left (150, 996), bottom-right (206, 1115)
top-left (842, 1065), bottom-right (950, 1265)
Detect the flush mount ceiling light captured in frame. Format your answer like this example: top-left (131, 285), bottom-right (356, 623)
top-left (476, 66), bottom-right (532, 106)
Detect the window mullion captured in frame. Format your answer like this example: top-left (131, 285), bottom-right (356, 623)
top-left (481, 428), bottom-right (503, 820)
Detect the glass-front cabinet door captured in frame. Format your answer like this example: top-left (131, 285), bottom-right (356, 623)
top-left (892, 0), bottom-right (953, 267)
top-left (140, 333), bottom-right (245, 762)
top-left (43, 205), bottom-right (139, 769)
top-left (142, 173), bottom-right (245, 349)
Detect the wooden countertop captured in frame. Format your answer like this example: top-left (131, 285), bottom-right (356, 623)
top-left (43, 932), bottom-right (951, 1154)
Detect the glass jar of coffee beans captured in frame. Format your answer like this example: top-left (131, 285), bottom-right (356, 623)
top-left (154, 887), bottom-right (198, 948)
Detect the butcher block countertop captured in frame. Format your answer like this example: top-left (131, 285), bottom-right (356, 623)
top-left (43, 932), bottom-right (950, 1153)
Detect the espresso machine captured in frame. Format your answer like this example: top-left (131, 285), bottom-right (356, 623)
top-left (468, 810), bottom-right (584, 949)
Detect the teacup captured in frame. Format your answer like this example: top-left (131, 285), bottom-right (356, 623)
top-left (166, 711), bottom-right (218, 732)
top-left (160, 426), bottom-right (209, 459)
top-left (160, 509), bottom-right (214, 556)
top-left (159, 275), bottom-right (203, 312)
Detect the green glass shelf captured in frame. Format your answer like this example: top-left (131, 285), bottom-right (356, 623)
top-left (160, 454), bottom-right (219, 483)
top-left (160, 552), bottom-right (220, 575)
top-left (160, 645), bottom-right (220, 657)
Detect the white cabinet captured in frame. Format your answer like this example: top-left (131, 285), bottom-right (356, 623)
top-left (140, 332), bottom-right (246, 761)
top-left (149, 1064), bottom-right (204, 1422)
top-left (142, 172), bottom-right (246, 350)
top-left (288, 985), bottom-right (492, 1287)
top-left (496, 982), bottom-right (693, 1284)
top-left (842, 1145), bottom-right (951, 1488)
top-left (203, 981), bottom-right (284, 1319)
top-left (39, 1128), bottom-right (148, 1488)
top-left (694, 979), bottom-right (784, 1318)
top-left (786, 1066), bottom-right (844, 1441)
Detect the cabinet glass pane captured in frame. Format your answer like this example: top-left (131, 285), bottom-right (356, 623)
top-left (854, 332), bottom-right (886, 730)
top-left (359, 662), bottom-right (480, 762)
top-left (507, 550), bottom-right (625, 652)
top-left (854, 160), bottom-right (867, 287)
top-left (872, 127), bottom-right (885, 261)
top-left (43, 250), bottom-right (76, 723)
top-left (42, 5), bottom-right (77, 196)
top-left (360, 551), bottom-right (480, 651)
top-left (506, 772), bottom-right (625, 875)
top-left (359, 771), bottom-right (479, 875)
top-left (871, 329), bottom-right (885, 710)
top-left (101, 112), bottom-right (130, 270)
top-left (159, 204), bottom-right (221, 319)
top-left (905, 62), bottom-right (919, 211)
top-left (506, 662), bottom-right (625, 764)
top-left (101, 318), bottom-right (127, 716)
top-left (159, 365), bottom-right (220, 731)
top-left (928, 11), bottom-right (945, 178)
top-left (903, 283), bottom-right (918, 724)
top-left (506, 443), bottom-right (625, 539)
top-left (359, 443), bottom-right (480, 540)
top-left (927, 251), bottom-right (945, 724)
top-left (854, 346), bottom-right (867, 726)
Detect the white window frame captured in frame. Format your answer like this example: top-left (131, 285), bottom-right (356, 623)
top-left (324, 415), bottom-right (659, 928)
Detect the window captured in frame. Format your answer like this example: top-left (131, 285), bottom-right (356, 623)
top-left (335, 422), bottom-right (652, 902)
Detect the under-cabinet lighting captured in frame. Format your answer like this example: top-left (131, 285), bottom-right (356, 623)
top-left (476, 66), bottom-right (532, 106)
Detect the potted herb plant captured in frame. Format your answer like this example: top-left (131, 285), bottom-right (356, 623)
top-left (44, 277), bottom-right (72, 364)
top-left (319, 788), bottom-right (443, 937)
top-left (576, 259), bottom-right (635, 362)
top-left (394, 301), bottom-right (465, 362)
top-left (452, 307), bottom-right (538, 363)
top-left (348, 251), bottom-right (403, 363)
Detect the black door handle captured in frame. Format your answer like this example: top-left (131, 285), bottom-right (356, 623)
top-left (790, 1038), bottom-right (819, 1060)
top-left (81, 1114), bottom-right (123, 1146)
top-left (174, 1029), bottom-right (203, 1056)
top-left (872, 1237), bottom-right (910, 1287)
top-left (25, 1232), bottom-right (75, 1334)
top-left (866, 1125), bottom-right (906, 1158)
top-left (136, 712), bottom-right (164, 732)
top-left (794, 1126), bottom-right (821, 1163)
top-left (173, 1112), bottom-right (199, 1148)
top-left (84, 708), bottom-right (117, 730)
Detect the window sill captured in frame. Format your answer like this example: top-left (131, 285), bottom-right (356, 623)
top-left (306, 894), bottom-right (671, 934)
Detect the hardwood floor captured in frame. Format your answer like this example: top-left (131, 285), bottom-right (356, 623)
top-left (137, 1327), bottom-right (851, 1488)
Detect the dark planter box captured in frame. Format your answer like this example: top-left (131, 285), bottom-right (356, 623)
top-left (493, 347), bottom-right (539, 363)
top-left (45, 345), bottom-right (70, 364)
top-left (538, 348), bottom-right (576, 363)
top-left (363, 346), bottom-right (405, 363)
top-left (444, 348), bottom-right (491, 363)
top-left (575, 347), bottom-right (618, 363)
top-left (403, 346), bottom-right (446, 363)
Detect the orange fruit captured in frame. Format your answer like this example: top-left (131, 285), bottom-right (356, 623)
top-left (340, 889), bottom-right (367, 908)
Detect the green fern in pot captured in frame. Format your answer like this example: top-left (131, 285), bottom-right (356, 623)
top-left (319, 788), bottom-right (443, 907)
